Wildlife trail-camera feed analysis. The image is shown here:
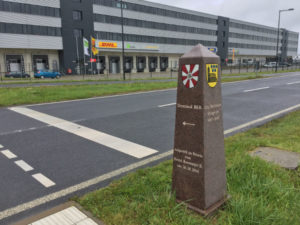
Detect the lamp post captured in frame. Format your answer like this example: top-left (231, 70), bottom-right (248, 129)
top-left (118, 0), bottom-right (126, 80)
top-left (275, 8), bottom-right (294, 72)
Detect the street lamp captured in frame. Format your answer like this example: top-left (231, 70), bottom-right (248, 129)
top-left (117, 0), bottom-right (126, 80)
top-left (275, 8), bottom-right (294, 72)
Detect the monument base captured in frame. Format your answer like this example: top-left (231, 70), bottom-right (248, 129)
top-left (177, 195), bottom-right (230, 217)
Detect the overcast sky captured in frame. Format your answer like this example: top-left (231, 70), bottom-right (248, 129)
top-left (147, 0), bottom-right (300, 55)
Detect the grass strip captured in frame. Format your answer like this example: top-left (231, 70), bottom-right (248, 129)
top-left (76, 110), bottom-right (300, 225)
top-left (0, 82), bottom-right (176, 107)
top-left (0, 76), bottom-right (268, 107)
top-left (221, 68), bottom-right (300, 77)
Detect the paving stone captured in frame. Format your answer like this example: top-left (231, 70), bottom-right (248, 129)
top-left (250, 147), bottom-right (300, 170)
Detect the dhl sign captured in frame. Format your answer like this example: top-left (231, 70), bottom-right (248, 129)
top-left (99, 42), bottom-right (118, 48)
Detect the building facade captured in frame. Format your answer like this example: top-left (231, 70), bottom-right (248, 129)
top-left (0, 0), bottom-right (298, 76)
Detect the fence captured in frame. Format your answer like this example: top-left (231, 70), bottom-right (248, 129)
top-left (1, 61), bottom-right (300, 82)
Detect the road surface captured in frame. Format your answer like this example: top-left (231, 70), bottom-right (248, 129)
top-left (0, 73), bottom-right (300, 224)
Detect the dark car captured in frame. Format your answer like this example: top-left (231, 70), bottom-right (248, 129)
top-left (5, 71), bottom-right (30, 78)
top-left (279, 62), bottom-right (291, 67)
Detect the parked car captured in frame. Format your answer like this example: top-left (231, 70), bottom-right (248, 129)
top-left (5, 71), bottom-right (30, 78)
top-left (34, 70), bottom-right (61, 79)
top-left (263, 62), bottom-right (277, 68)
top-left (279, 62), bottom-right (291, 67)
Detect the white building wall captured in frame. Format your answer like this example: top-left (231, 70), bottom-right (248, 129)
top-left (0, 34), bottom-right (63, 49)
top-left (95, 39), bottom-right (211, 55)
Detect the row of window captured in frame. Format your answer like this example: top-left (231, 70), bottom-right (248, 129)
top-left (289, 33), bottom-right (299, 39)
top-left (0, 0), bottom-right (60, 17)
top-left (288, 47), bottom-right (298, 52)
top-left (94, 14), bottom-right (217, 36)
top-left (229, 32), bottom-right (277, 43)
top-left (95, 31), bottom-right (217, 46)
top-left (288, 40), bottom-right (298, 46)
top-left (230, 22), bottom-right (277, 35)
top-left (229, 43), bottom-right (276, 50)
top-left (0, 22), bottom-right (62, 36)
top-left (93, 0), bottom-right (217, 25)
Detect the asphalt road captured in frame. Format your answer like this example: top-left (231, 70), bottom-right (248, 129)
top-left (1, 73), bottom-right (300, 224)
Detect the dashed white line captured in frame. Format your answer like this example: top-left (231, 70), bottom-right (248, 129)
top-left (32, 173), bottom-right (56, 188)
top-left (1, 150), bottom-right (17, 159)
top-left (9, 107), bottom-right (158, 159)
top-left (287, 81), bottom-right (300, 85)
top-left (158, 102), bottom-right (176, 108)
top-left (243, 87), bottom-right (270, 93)
top-left (14, 160), bottom-right (34, 172)
top-left (0, 144), bottom-right (3, 148)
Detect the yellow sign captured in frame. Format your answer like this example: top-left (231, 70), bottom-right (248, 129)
top-left (91, 37), bottom-right (99, 55)
top-left (206, 64), bottom-right (218, 88)
top-left (99, 42), bottom-right (118, 48)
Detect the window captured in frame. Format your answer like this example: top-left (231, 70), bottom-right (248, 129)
top-left (73, 29), bottom-right (83, 38)
top-left (73, 10), bottom-right (82, 21)
top-left (0, 1), bottom-right (60, 17)
top-left (94, 14), bottom-right (217, 36)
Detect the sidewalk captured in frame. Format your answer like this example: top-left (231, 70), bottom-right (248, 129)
top-left (15, 202), bottom-right (104, 225)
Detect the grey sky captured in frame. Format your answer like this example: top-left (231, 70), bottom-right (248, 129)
top-left (147, 0), bottom-right (300, 54)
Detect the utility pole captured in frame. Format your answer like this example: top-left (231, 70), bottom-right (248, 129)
top-left (275, 8), bottom-right (294, 72)
top-left (75, 36), bottom-right (80, 75)
top-left (120, 0), bottom-right (125, 80)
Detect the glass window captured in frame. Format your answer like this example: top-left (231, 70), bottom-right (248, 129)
top-left (73, 29), bottom-right (83, 38)
top-left (73, 10), bottom-right (83, 21)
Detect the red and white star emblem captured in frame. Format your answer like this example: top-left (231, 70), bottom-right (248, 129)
top-left (182, 64), bottom-right (199, 88)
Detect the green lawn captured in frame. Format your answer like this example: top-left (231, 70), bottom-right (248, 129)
top-left (0, 82), bottom-right (176, 107)
top-left (0, 76), bottom-right (268, 107)
top-left (221, 68), bottom-right (300, 77)
top-left (76, 110), bottom-right (300, 225)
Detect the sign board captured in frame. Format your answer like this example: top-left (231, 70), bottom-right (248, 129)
top-left (98, 42), bottom-right (118, 48)
top-left (172, 44), bottom-right (228, 216)
top-left (207, 47), bottom-right (218, 54)
top-left (206, 64), bottom-right (218, 88)
top-left (83, 38), bottom-right (90, 56)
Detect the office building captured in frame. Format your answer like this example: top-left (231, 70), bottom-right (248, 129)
top-left (0, 0), bottom-right (298, 75)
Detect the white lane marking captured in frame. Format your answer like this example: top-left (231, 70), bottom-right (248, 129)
top-left (158, 103), bottom-right (176, 108)
top-left (0, 144), bottom-right (3, 148)
top-left (287, 81), bottom-right (300, 85)
top-left (32, 173), bottom-right (56, 188)
top-left (1, 103), bottom-right (300, 220)
top-left (0, 150), bottom-right (173, 220)
top-left (243, 87), bottom-right (270, 93)
top-left (14, 160), bottom-right (33, 172)
top-left (9, 107), bottom-right (158, 159)
top-left (1, 150), bottom-right (17, 159)
top-left (224, 104), bottom-right (300, 135)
